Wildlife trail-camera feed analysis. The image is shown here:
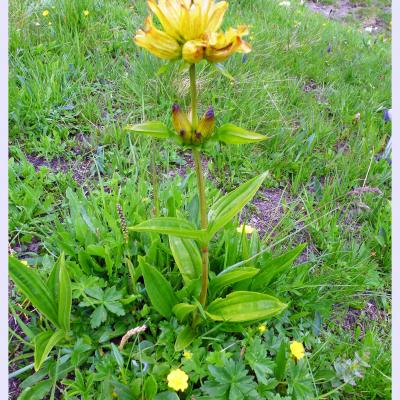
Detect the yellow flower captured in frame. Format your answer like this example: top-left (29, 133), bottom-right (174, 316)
top-left (83, 10), bottom-right (90, 17)
top-left (42, 10), bottom-right (49, 17)
top-left (167, 368), bottom-right (189, 392)
top-left (20, 260), bottom-right (29, 267)
top-left (135, 16), bottom-right (182, 60)
top-left (237, 224), bottom-right (255, 235)
top-left (183, 350), bottom-right (192, 359)
top-left (134, 0), bottom-right (251, 63)
top-left (258, 323), bottom-right (266, 334)
top-left (290, 341), bottom-right (305, 361)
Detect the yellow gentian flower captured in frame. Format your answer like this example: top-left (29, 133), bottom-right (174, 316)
top-left (237, 224), bottom-right (255, 234)
top-left (290, 341), bottom-right (305, 361)
top-left (134, 0), bottom-right (251, 64)
top-left (42, 10), bottom-right (49, 17)
top-left (167, 368), bottom-right (189, 392)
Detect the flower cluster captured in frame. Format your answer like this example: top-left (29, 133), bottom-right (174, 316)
top-left (134, 0), bottom-right (251, 63)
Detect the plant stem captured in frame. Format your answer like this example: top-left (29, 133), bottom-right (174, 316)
top-left (189, 63), bottom-right (209, 308)
top-left (193, 149), bottom-right (209, 306)
top-left (189, 64), bottom-right (198, 128)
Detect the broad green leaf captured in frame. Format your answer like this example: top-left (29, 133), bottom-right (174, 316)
top-left (129, 217), bottom-right (205, 242)
top-left (34, 330), bottom-right (65, 371)
top-left (144, 375), bottom-right (158, 400)
top-left (140, 258), bottom-right (177, 318)
top-left (206, 291), bottom-right (287, 322)
top-left (215, 123), bottom-right (268, 144)
top-left (210, 267), bottom-right (260, 294)
top-left (18, 380), bottom-right (52, 400)
top-left (252, 243), bottom-right (307, 289)
top-left (172, 303), bottom-right (196, 322)
top-left (124, 121), bottom-right (172, 139)
top-left (57, 254), bottom-right (72, 332)
top-left (9, 257), bottom-right (59, 328)
top-left (175, 325), bottom-right (196, 351)
top-left (207, 173), bottom-right (267, 238)
top-left (90, 305), bottom-right (107, 328)
top-left (169, 236), bottom-right (201, 283)
top-left (154, 392), bottom-right (180, 400)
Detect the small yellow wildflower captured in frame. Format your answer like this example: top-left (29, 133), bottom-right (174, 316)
top-left (236, 224), bottom-right (255, 235)
top-left (183, 351), bottom-right (192, 360)
top-left (112, 391), bottom-right (118, 398)
top-left (20, 260), bottom-right (29, 267)
top-left (258, 323), bottom-right (266, 334)
top-left (83, 10), bottom-right (90, 17)
top-left (167, 368), bottom-right (189, 392)
top-left (290, 341), bottom-right (305, 361)
top-left (42, 10), bottom-right (49, 17)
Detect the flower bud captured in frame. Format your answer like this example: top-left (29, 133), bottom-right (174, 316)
top-left (197, 106), bottom-right (215, 139)
top-left (172, 103), bottom-right (192, 143)
top-left (182, 40), bottom-right (205, 64)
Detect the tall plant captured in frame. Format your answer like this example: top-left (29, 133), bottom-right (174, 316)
top-left (126, 0), bottom-right (287, 349)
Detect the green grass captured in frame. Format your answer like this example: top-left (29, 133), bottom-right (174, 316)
top-left (9, 0), bottom-right (391, 399)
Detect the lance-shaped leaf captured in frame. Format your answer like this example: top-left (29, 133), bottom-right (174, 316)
top-left (210, 267), bottom-right (260, 295)
top-left (139, 258), bottom-right (177, 318)
top-left (129, 217), bottom-right (205, 242)
top-left (124, 121), bottom-right (172, 139)
top-left (169, 236), bottom-right (201, 283)
top-left (215, 123), bottom-right (268, 144)
top-left (9, 257), bottom-right (60, 328)
top-left (57, 254), bottom-right (72, 332)
top-left (34, 329), bottom-right (65, 371)
top-left (206, 291), bottom-right (287, 322)
top-left (175, 325), bottom-right (196, 352)
top-left (207, 172), bottom-right (267, 238)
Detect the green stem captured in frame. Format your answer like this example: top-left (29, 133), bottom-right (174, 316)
top-left (193, 149), bottom-right (208, 307)
top-left (189, 63), bottom-right (209, 309)
top-left (189, 64), bottom-right (198, 128)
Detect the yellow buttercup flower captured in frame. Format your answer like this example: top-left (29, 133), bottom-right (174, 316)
top-left (83, 10), bottom-right (90, 17)
top-left (42, 10), bottom-right (49, 17)
top-left (167, 368), bottom-right (189, 392)
top-left (237, 224), bottom-right (255, 235)
top-left (183, 350), bottom-right (192, 359)
top-left (290, 341), bottom-right (305, 361)
top-left (134, 0), bottom-right (251, 63)
top-left (258, 323), bottom-right (266, 334)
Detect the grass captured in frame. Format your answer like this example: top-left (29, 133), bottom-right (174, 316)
top-left (9, 0), bottom-right (391, 399)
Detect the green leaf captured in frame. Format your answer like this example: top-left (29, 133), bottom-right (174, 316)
top-left (9, 257), bottom-right (59, 328)
top-left (124, 121), bottom-right (172, 139)
top-left (154, 392), bottom-right (180, 400)
top-left (57, 254), bottom-right (72, 331)
top-left (129, 217), bottom-right (205, 242)
top-left (207, 173), bottom-right (267, 238)
top-left (140, 258), bottom-right (178, 318)
top-left (18, 380), bottom-right (52, 400)
top-left (111, 343), bottom-right (124, 368)
top-left (274, 340), bottom-right (287, 381)
top-left (206, 291), bottom-right (287, 322)
top-left (210, 267), bottom-right (260, 295)
top-left (174, 325), bottom-right (196, 351)
top-left (169, 236), bottom-right (201, 283)
top-left (252, 243), bottom-right (307, 289)
top-left (172, 303), bottom-right (197, 322)
top-left (90, 305), bottom-right (107, 328)
top-left (34, 330), bottom-right (65, 371)
top-left (215, 123), bottom-right (268, 144)
top-left (144, 375), bottom-right (158, 400)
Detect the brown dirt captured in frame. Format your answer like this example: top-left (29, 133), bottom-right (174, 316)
top-left (338, 299), bottom-right (389, 338)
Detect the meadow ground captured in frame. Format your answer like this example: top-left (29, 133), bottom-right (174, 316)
top-left (9, 0), bottom-right (391, 399)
